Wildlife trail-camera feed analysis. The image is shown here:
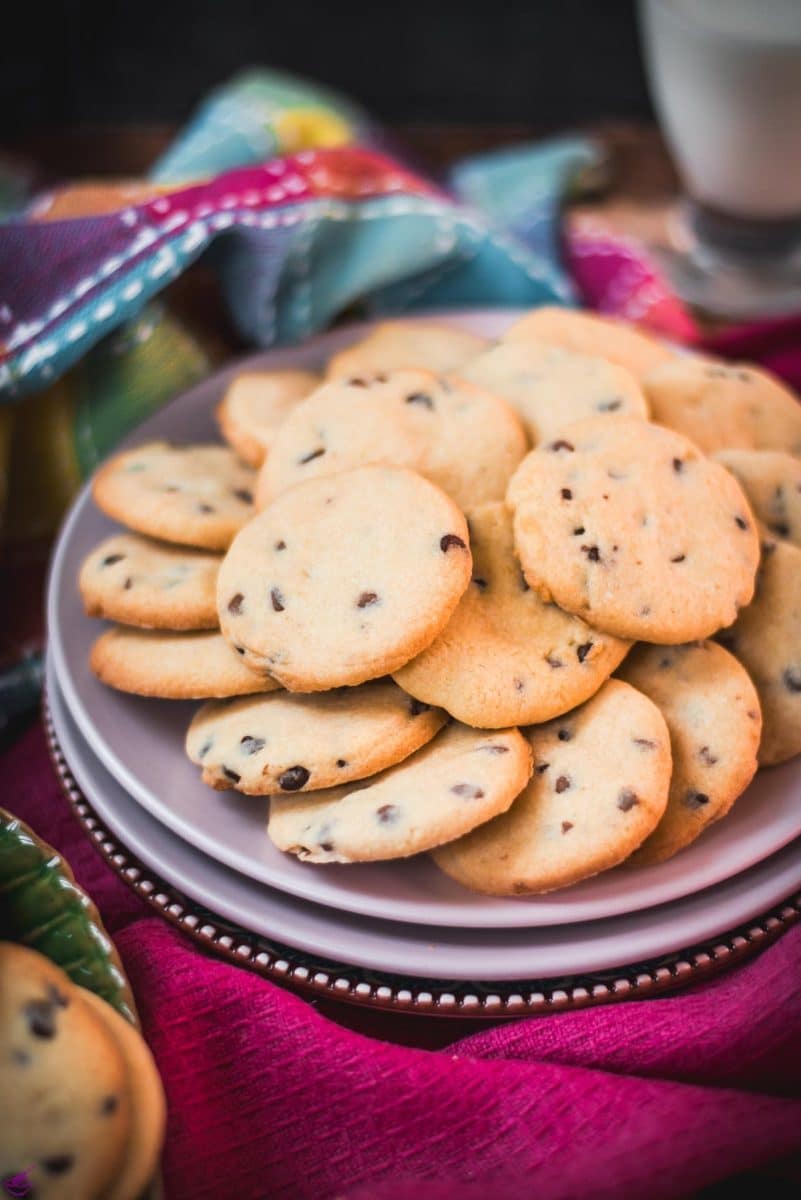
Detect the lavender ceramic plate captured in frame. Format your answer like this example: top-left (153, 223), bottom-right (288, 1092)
top-left (47, 656), bottom-right (801, 986)
top-left (47, 310), bottom-right (801, 930)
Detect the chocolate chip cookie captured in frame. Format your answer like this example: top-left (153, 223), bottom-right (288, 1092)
top-left (618, 641), bottom-right (761, 864)
top-left (186, 679), bottom-right (447, 794)
top-left (394, 501), bottom-right (630, 727)
top-left (268, 722), bottom-right (532, 863)
top-left (433, 679), bottom-right (671, 894)
top-left (218, 465), bottom-right (473, 691)
top-left (507, 416), bottom-right (760, 642)
top-left (93, 441), bottom-right (256, 550)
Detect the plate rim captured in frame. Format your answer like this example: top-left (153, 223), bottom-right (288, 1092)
top-left (43, 684), bottom-right (801, 1018)
top-left (46, 307), bottom-right (801, 930)
top-left (46, 655), bottom-right (801, 985)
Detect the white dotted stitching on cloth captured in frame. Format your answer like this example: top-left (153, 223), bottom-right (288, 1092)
top-left (3, 185), bottom-right (558, 382)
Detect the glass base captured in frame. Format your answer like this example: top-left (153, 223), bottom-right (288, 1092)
top-left (653, 200), bottom-right (801, 320)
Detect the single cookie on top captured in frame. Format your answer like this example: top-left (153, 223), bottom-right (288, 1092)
top-left (507, 416), bottom-right (760, 643)
top-left (268, 722), bottom-right (532, 863)
top-left (503, 305), bottom-right (675, 380)
top-left (394, 501), bottom-right (630, 727)
top-left (433, 679), bottom-right (671, 895)
top-left (459, 339), bottom-right (648, 446)
top-left (254, 369), bottom-right (527, 511)
top-left (644, 358), bottom-right (801, 455)
top-left (618, 641), bottom-right (761, 864)
top-left (326, 320), bottom-right (489, 380)
top-left (186, 679), bottom-right (447, 794)
top-left (93, 441), bottom-right (255, 551)
top-left (79, 532), bottom-right (220, 630)
top-left (218, 465), bottom-right (473, 691)
top-left (216, 368), bottom-right (319, 466)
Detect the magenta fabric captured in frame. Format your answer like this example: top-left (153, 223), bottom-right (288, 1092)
top-left (6, 720), bottom-right (801, 1199)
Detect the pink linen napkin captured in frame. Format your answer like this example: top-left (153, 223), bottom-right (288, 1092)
top-left (7, 721), bottom-right (801, 1199)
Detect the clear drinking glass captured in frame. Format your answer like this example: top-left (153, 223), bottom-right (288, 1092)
top-left (638, 0), bottom-right (801, 317)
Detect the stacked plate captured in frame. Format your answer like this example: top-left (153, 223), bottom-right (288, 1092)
top-left (45, 312), bottom-right (801, 1015)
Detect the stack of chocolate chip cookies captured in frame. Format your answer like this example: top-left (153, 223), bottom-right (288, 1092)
top-left (79, 308), bottom-right (801, 896)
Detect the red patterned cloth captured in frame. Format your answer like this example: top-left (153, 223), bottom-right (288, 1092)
top-left (6, 722), bottom-right (801, 1199)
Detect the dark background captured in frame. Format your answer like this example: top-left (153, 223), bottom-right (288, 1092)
top-left (3, 0), bottom-right (652, 136)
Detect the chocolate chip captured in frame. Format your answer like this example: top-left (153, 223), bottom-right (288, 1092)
top-left (233, 488), bottom-right (253, 504)
top-left (336, 758), bottom-right (347, 768)
top-left (11, 1047), bottom-right (31, 1066)
top-left (409, 698), bottom-right (430, 716)
top-left (561, 488), bottom-right (573, 500)
top-left (519, 570), bottom-right (530, 592)
top-left (514, 677), bottom-right (525, 692)
top-left (734, 515), bottom-right (749, 530)
top-left (234, 646), bottom-right (246, 655)
top-left (545, 653), bottom-right (563, 669)
top-left (659, 656), bottom-right (672, 669)
top-left (472, 576), bottom-right (488, 591)
top-left (100, 553), bottom-right (125, 567)
top-left (298, 447), bottom-right (325, 464)
top-left (228, 593), bottom-right (244, 614)
top-left (698, 745), bottom-right (719, 766)
top-left (42, 1155), bottom-right (74, 1175)
top-left (535, 762), bottom-right (550, 774)
top-left (685, 791), bottom-right (710, 809)
top-left (279, 766), bottom-right (310, 791)
top-left (576, 642), bottom-right (593, 663)
top-left (581, 544), bottom-right (601, 562)
top-left (376, 803), bottom-right (400, 823)
top-left (101, 1094), bottom-right (119, 1115)
top-left (555, 775), bottom-right (571, 793)
top-left (122, 576), bottom-right (133, 589)
top-left (48, 984), bottom-right (68, 1009)
top-left (633, 737), bottom-right (656, 749)
top-left (347, 377), bottom-right (368, 387)
top-left (271, 587), bottom-right (285, 612)
top-left (549, 439), bottom-right (574, 452)
top-left (672, 458), bottom-right (684, 473)
top-left (783, 667), bottom-right (801, 693)
top-left (222, 766), bottom-right (241, 783)
top-left (573, 526), bottom-right (585, 536)
top-left (357, 591), bottom-right (379, 607)
top-left (617, 788), bottom-right (639, 812)
top-left (405, 391), bottom-right (434, 409)
top-left (597, 398), bottom-right (622, 412)
top-left (561, 821), bottom-right (574, 833)
top-left (451, 783), bottom-right (485, 798)
top-left (319, 841), bottom-right (335, 852)
top-left (24, 1000), bottom-right (57, 1039)
top-left (557, 728), bottom-right (572, 742)
top-left (275, 539), bottom-right (286, 551)
top-left (240, 736), bottom-right (265, 756)
top-left (197, 502), bottom-right (215, 514)
top-left (770, 521), bottom-right (791, 538)
top-left (440, 533), bottom-right (467, 552)
top-left (670, 554), bottom-right (686, 563)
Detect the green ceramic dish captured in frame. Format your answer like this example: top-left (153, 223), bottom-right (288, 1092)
top-left (0, 807), bottom-right (138, 1025)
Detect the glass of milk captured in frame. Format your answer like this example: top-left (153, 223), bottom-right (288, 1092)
top-left (638, 0), bottom-right (801, 316)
